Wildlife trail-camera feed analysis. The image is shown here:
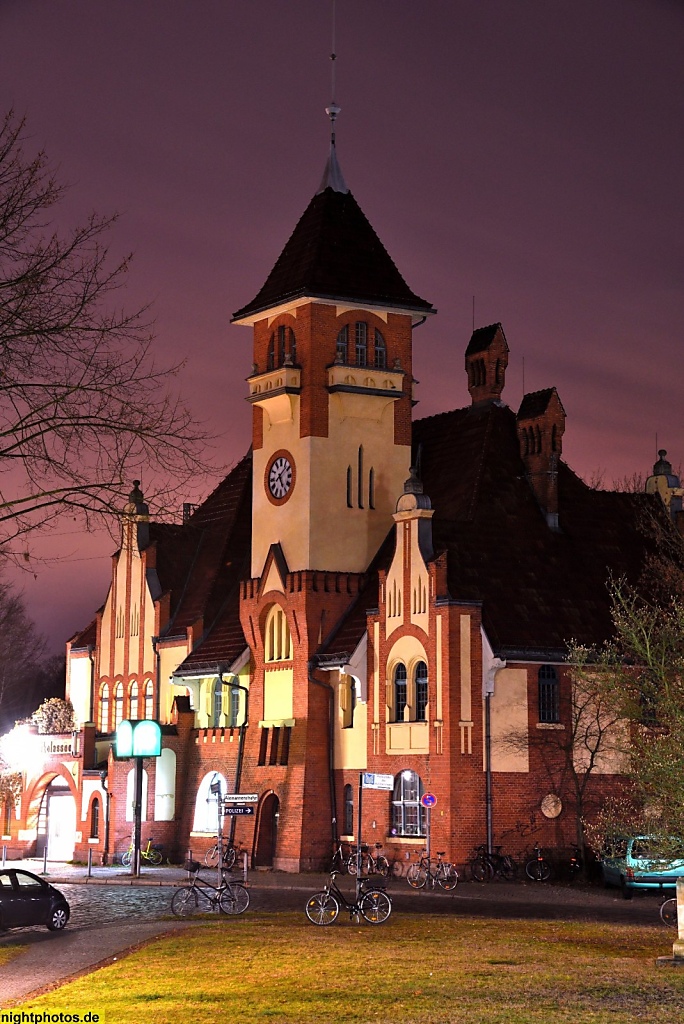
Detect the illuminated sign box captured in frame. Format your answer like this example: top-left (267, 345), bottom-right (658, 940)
top-left (115, 719), bottom-right (162, 758)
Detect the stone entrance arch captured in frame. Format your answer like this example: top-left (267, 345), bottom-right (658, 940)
top-left (35, 775), bottom-right (77, 861)
top-left (253, 792), bottom-right (279, 867)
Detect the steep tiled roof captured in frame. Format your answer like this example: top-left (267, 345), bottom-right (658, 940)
top-left (319, 402), bottom-right (681, 663)
top-left (232, 187), bottom-right (434, 321)
top-left (517, 388), bottom-right (560, 420)
top-left (465, 323), bottom-right (505, 356)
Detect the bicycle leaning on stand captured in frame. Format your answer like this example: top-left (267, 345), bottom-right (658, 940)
top-left (660, 897), bottom-right (678, 929)
top-left (120, 836), bottom-right (164, 867)
top-left (330, 839), bottom-right (352, 874)
top-left (347, 842), bottom-right (390, 877)
top-left (204, 838), bottom-right (239, 869)
top-left (525, 844), bottom-right (553, 882)
top-left (469, 844), bottom-right (518, 882)
top-left (171, 861), bottom-right (250, 917)
top-left (305, 872), bottom-right (392, 925)
top-left (406, 850), bottom-right (458, 890)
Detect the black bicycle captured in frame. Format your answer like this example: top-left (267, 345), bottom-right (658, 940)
top-left (347, 842), bottom-right (390, 878)
top-left (469, 844), bottom-right (518, 882)
top-left (330, 839), bottom-right (352, 874)
top-left (406, 850), bottom-right (458, 890)
top-left (204, 839), bottom-right (239, 869)
top-left (525, 844), bottom-right (552, 882)
top-left (305, 872), bottom-right (392, 925)
top-left (172, 861), bottom-right (250, 917)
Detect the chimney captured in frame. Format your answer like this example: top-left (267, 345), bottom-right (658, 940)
top-left (465, 323), bottom-right (509, 405)
top-left (122, 479), bottom-right (150, 551)
top-left (516, 388), bottom-right (566, 530)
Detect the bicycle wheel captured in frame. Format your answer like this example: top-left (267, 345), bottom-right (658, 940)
top-left (147, 848), bottom-right (163, 866)
top-left (348, 852), bottom-right (371, 876)
top-left (438, 866), bottom-right (459, 891)
top-left (204, 845), bottom-right (219, 867)
top-left (500, 857), bottom-right (518, 881)
top-left (406, 863), bottom-right (428, 888)
top-left (305, 891), bottom-right (339, 925)
top-left (525, 858), bottom-right (551, 882)
top-left (171, 887), bottom-right (199, 917)
top-left (470, 858), bottom-right (493, 882)
top-left (375, 856), bottom-right (390, 878)
top-left (121, 850), bottom-right (132, 867)
top-left (660, 898), bottom-right (677, 928)
top-left (222, 846), bottom-right (237, 870)
top-left (360, 890), bottom-right (392, 924)
top-left (220, 883), bottom-right (250, 915)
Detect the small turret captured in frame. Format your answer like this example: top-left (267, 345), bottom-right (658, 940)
top-left (465, 323), bottom-right (509, 405)
top-left (645, 449), bottom-right (684, 528)
top-left (516, 388), bottom-right (566, 530)
top-left (122, 479), bottom-right (150, 551)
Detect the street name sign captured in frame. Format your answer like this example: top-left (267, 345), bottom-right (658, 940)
top-left (224, 793), bottom-right (259, 804)
top-left (362, 772), bottom-right (394, 791)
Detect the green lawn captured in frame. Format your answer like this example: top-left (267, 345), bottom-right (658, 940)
top-left (0, 943), bottom-right (26, 968)
top-left (13, 913), bottom-right (684, 1024)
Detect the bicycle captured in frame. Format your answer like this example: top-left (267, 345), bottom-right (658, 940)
top-left (660, 897), bottom-right (678, 929)
top-left (120, 836), bottom-right (163, 867)
top-left (171, 861), bottom-right (250, 917)
top-left (469, 844), bottom-right (518, 882)
top-left (305, 872), bottom-right (392, 925)
top-left (347, 842), bottom-right (390, 877)
top-left (330, 839), bottom-right (352, 875)
top-left (524, 844), bottom-right (552, 882)
top-left (204, 839), bottom-right (239, 870)
top-left (406, 850), bottom-right (458, 890)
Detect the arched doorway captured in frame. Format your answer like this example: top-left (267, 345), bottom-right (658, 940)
top-left (254, 793), bottom-right (279, 867)
top-left (36, 776), bottom-right (77, 861)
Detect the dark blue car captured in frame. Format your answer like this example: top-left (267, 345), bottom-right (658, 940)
top-left (0, 868), bottom-right (70, 931)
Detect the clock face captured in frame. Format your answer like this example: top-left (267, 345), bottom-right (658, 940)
top-left (267, 455), bottom-right (293, 500)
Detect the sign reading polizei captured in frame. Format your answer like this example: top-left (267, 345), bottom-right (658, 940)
top-left (362, 772), bottom-right (394, 791)
top-left (224, 793), bottom-right (259, 804)
top-left (224, 806), bottom-right (255, 816)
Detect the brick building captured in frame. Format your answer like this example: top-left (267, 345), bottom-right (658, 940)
top-left (3, 141), bottom-right (683, 872)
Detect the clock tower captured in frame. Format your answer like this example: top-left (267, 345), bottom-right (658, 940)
top-left (233, 141), bottom-right (434, 579)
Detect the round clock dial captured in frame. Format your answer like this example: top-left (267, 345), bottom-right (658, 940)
top-left (268, 455), bottom-right (293, 500)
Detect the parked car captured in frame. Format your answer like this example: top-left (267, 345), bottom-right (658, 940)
top-left (601, 836), bottom-right (684, 899)
top-left (0, 869), bottom-right (70, 931)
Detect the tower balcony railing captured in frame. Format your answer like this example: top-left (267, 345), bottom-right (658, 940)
top-left (327, 363), bottom-right (405, 398)
top-left (246, 366), bottom-right (301, 403)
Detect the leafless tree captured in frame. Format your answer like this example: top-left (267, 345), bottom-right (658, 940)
top-left (0, 112), bottom-right (216, 559)
top-left (0, 575), bottom-right (48, 732)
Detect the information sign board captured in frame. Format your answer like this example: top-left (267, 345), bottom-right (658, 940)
top-left (362, 772), bottom-right (394, 791)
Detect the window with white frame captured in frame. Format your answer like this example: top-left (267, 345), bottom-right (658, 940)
top-left (99, 684), bottom-right (109, 732)
top-left (113, 682), bottom-right (124, 728)
top-left (393, 664), bottom-right (407, 722)
top-left (415, 662), bottom-right (428, 721)
top-left (391, 770), bottom-right (426, 837)
top-left (264, 605), bottom-right (293, 662)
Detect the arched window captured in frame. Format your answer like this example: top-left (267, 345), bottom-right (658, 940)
top-left (374, 329), bottom-right (387, 369)
top-left (394, 664), bottom-right (407, 722)
top-left (391, 770), bottom-right (425, 837)
top-left (355, 322), bottom-right (368, 366)
top-left (212, 678), bottom-right (223, 728)
top-left (267, 334), bottom-right (275, 371)
top-left (551, 424), bottom-right (558, 452)
top-left (344, 784), bottom-right (354, 836)
top-left (192, 771), bottom-right (228, 833)
top-left (113, 682), bottom-right (124, 728)
top-left (415, 662), bottom-right (428, 721)
top-left (227, 686), bottom-right (241, 728)
top-left (264, 605), bottom-right (293, 662)
top-left (336, 325), bottom-right (348, 363)
top-left (144, 680), bottom-right (154, 720)
top-left (538, 665), bottom-right (559, 723)
top-left (99, 684), bottom-right (109, 732)
top-left (357, 446), bottom-right (364, 508)
top-left (129, 681), bottom-right (139, 720)
top-left (90, 798), bottom-right (100, 839)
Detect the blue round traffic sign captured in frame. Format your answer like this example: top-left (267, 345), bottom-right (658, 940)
top-left (421, 793), bottom-right (437, 808)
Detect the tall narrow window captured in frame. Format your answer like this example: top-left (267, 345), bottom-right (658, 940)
top-left (415, 662), bottom-right (428, 721)
top-left (336, 325), bottom-right (348, 363)
top-left (278, 325), bottom-right (287, 366)
top-left (90, 798), bottom-right (100, 840)
top-left (264, 606), bottom-right (292, 661)
top-left (129, 681), bottom-right (139, 720)
top-left (258, 727), bottom-right (269, 766)
top-left (369, 468), bottom-right (375, 510)
top-left (344, 784), bottom-right (354, 835)
top-left (355, 321), bottom-right (368, 366)
top-left (346, 466), bottom-right (353, 508)
top-left (229, 687), bottom-right (240, 728)
top-left (267, 334), bottom-right (275, 371)
top-left (3, 798), bottom-right (13, 835)
top-left (279, 725), bottom-right (291, 766)
top-left (144, 680), bottom-right (154, 719)
top-left (538, 665), bottom-right (559, 723)
top-left (269, 727), bottom-right (281, 765)
top-left (357, 446), bottom-right (364, 508)
top-left (374, 329), bottom-right (387, 369)
top-left (394, 664), bottom-right (407, 722)
top-left (212, 678), bottom-right (223, 728)
top-left (290, 331), bottom-right (297, 365)
top-left (113, 682), bottom-right (124, 728)
top-left (391, 770), bottom-right (426, 837)
top-left (99, 684), bottom-right (109, 732)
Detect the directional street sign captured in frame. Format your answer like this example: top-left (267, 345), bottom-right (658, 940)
top-left (362, 772), bottom-right (394, 791)
top-left (224, 806), bottom-right (255, 816)
top-left (224, 793), bottom-right (259, 804)
top-left (421, 793), bottom-right (437, 808)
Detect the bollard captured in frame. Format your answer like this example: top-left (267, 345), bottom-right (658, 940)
top-left (243, 849), bottom-right (248, 884)
top-left (87, 848), bottom-right (93, 877)
top-left (186, 850), bottom-right (193, 877)
top-left (42, 847), bottom-right (48, 875)
top-left (1, 844), bottom-right (6, 867)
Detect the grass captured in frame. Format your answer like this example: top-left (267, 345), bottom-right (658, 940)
top-left (0, 943), bottom-right (27, 968)
top-left (12, 913), bottom-right (684, 1023)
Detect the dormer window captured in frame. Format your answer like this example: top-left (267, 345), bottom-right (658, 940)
top-left (355, 322), bottom-right (368, 366)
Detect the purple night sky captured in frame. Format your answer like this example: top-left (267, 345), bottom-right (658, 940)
top-left (1, 0), bottom-right (682, 650)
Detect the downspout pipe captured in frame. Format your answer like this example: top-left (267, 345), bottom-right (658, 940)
top-left (220, 668), bottom-right (250, 846)
top-left (152, 636), bottom-right (161, 721)
top-left (308, 658), bottom-right (338, 846)
top-left (87, 645), bottom-right (95, 724)
top-left (485, 692), bottom-right (493, 855)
